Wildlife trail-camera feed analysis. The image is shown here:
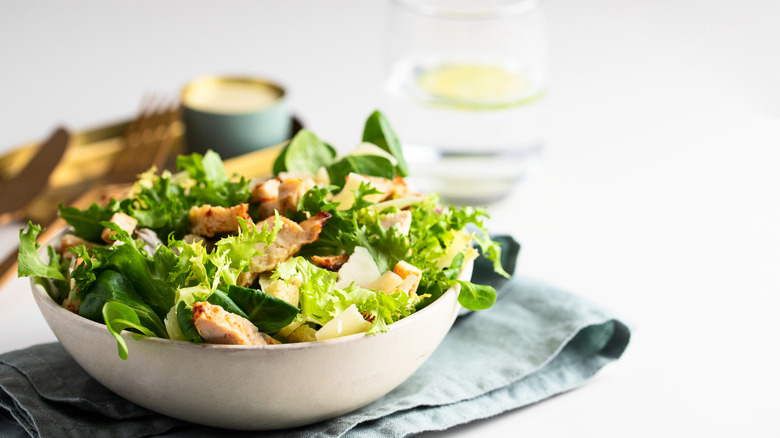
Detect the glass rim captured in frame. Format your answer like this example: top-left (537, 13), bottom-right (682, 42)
top-left (391, 0), bottom-right (543, 19)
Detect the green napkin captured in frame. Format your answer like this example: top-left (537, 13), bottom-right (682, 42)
top-left (0, 236), bottom-right (630, 437)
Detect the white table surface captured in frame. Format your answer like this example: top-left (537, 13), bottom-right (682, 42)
top-left (1, 0), bottom-right (779, 436)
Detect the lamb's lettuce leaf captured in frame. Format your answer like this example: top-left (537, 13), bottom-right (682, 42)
top-left (79, 269), bottom-right (167, 337)
top-left (175, 301), bottom-right (202, 343)
top-left (362, 110), bottom-right (409, 177)
top-left (58, 200), bottom-right (123, 243)
top-left (227, 285), bottom-right (299, 334)
top-left (102, 301), bottom-right (157, 360)
top-left (326, 155), bottom-right (395, 189)
top-left (272, 129), bottom-right (336, 176)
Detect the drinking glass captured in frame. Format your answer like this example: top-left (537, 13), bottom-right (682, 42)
top-left (382, 0), bottom-right (548, 203)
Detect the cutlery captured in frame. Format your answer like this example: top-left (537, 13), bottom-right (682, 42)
top-left (0, 127), bottom-right (70, 225)
top-left (0, 99), bottom-right (180, 289)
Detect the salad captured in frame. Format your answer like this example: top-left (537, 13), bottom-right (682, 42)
top-left (19, 111), bottom-right (507, 359)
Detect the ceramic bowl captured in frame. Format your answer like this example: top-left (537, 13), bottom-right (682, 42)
top-left (30, 230), bottom-right (470, 430)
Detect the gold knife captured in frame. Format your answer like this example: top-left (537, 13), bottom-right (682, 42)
top-left (0, 128), bottom-right (70, 224)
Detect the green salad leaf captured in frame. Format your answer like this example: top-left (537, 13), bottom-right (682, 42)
top-left (326, 155), bottom-right (395, 189)
top-left (227, 285), bottom-right (299, 333)
top-left (178, 150), bottom-right (251, 208)
top-left (58, 200), bottom-right (122, 243)
top-left (362, 110), bottom-right (409, 177)
top-left (17, 223), bottom-right (66, 280)
top-left (80, 270), bottom-right (167, 337)
top-left (273, 129), bottom-right (336, 176)
top-left (175, 301), bottom-right (203, 343)
top-left (97, 223), bottom-right (177, 318)
top-left (102, 301), bottom-right (157, 360)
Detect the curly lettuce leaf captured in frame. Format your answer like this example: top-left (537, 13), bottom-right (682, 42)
top-left (215, 216), bottom-right (282, 271)
top-left (276, 257), bottom-right (417, 334)
top-left (177, 150), bottom-right (251, 208)
top-left (17, 222), bottom-right (66, 281)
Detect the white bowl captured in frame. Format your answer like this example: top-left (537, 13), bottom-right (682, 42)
top-left (30, 230), bottom-right (470, 430)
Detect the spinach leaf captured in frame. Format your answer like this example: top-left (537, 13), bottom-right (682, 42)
top-left (455, 280), bottom-right (496, 311)
top-left (272, 143), bottom-right (289, 175)
top-left (227, 285), bottom-right (299, 334)
top-left (101, 223), bottom-right (177, 319)
top-left (176, 301), bottom-right (203, 343)
top-left (102, 301), bottom-right (157, 360)
top-left (414, 281), bottom-right (445, 310)
top-left (326, 155), bottom-right (395, 188)
top-left (362, 110), bottom-right (408, 177)
top-left (207, 289), bottom-right (249, 319)
top-left (273, 129), bottom-right (336, 176)
top-left (59, 200), bottom-right (121, 243)
top-left (80, 270), bottom-right (167, 337)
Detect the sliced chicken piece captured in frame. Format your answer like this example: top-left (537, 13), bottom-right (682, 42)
top-left (278, 169), bottom-right (330, 186)
top-left (188, 204), bottom-right (252, 238)
top-left (249, 211), bottom-right (331, 273)
top-left (192, 301), bottom-right (279, 345)
top-left (236, 271), bottom-right (259, 288)
top-left (101, 212), bottom-right (139, 243)
top-left (363, 175), bottom-right (395, 202)
top-left (310, 254), bottom-right (349, 272)
top-left (393, 261), bottom-right (422, 296)
top-left (251, 178), bottom-right (280, 203)
top-left (257, 177), bottom-right (316, 219)
top-left (62, 298), bottom-right (80, 314)
top-left (264, 277), bottom-right (301, 307)
top-left (380, 210), bottom-right (412, 235)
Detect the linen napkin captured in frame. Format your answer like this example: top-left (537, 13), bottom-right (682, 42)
top-left (0, 236), bottom-right (630, 438)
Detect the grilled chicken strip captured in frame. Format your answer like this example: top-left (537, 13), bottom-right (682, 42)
top-left (249, 211), bottom-right (331, 273)
top-left (310, 254), bottom-right (349, 272)
top-left (257, 177), bottom-right (316, 219)
top-left (192, 301), bottom-right (278, 345)
top-left (251, 178), bottom-right (280, 203)
top-left (380, 210), bottom-right (412, 235)
top-left (188, 204), bottom-right (252, 238)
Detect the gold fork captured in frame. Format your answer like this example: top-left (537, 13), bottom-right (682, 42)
top-left (0, 97), bottom-right (181, 287)
top-left (105, 95), bottom-right (180, 185)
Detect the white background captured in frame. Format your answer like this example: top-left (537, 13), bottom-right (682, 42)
top-left (1, 1), bottom-right (779, 436)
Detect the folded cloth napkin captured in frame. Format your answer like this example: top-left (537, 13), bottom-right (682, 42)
top-left (0, 236), bottom-right (630, 438)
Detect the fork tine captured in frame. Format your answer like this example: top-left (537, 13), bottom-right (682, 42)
top-left (133, 99), bottom-right (176, 173)
top-left (150, 101), bottom-right (181, 170)
top-left (106, 95), bottom-right (179, 183)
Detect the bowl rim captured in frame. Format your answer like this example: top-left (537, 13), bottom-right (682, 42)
top-left (32, 227), bottom-right (470, 352)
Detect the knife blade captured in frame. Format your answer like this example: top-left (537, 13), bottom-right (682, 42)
top-left (0, 127), bottom-right (70, 220)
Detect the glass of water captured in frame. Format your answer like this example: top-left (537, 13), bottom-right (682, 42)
top-left (382, 0), bottom-right (548, 204)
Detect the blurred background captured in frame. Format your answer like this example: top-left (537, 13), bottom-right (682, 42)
top-left (1, 0), bottom-right (779, 436)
